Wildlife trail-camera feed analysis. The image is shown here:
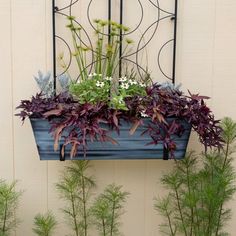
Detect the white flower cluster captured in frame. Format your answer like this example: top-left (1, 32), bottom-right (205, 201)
top-left (119, 76), bottom-right (127, 82)
top-left (118, 76), bottom-right (146, 90)
top-left (91, 73), bottom-right (146, 90)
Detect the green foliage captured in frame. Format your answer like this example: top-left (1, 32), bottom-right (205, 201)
top-left (69, 74), bottom-right (110, 104)
top-left (56, 160), bottom-right (96, 236)
top-left (64, 18), bottom-right (133, 81)
top-left (91, 184), bottom-right (129, 236)
top-left (155, 117), bottom-right (236, 236)
top-left (62, 16), bottom-right (149, 108)
top-left (69, 73), bottom-right (147, 109)
top-left (0, 180), bottom-right (22, 236)
top-left (32, 211), bottom-right (57, 236)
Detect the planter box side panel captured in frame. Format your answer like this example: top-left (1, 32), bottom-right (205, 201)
top-left (30, 118), bottom-right (191, 160)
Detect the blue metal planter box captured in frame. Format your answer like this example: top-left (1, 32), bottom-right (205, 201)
top-left (30, 118), bottom-right (191, 161)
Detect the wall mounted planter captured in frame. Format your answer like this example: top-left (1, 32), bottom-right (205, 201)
top-left (30, 117), bottom-right (191, 161)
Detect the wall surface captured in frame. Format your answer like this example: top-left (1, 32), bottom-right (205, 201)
top-left (0, 0), bottom-right (236, 235)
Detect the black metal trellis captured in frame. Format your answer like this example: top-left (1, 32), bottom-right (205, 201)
top-left (52, 0), bottom-right (178, 88)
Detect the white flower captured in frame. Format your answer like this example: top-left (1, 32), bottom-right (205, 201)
top-left (140, 83), bottom-right (146, 87)
top-left (105, 76), bottom-right (112, 81)
top-left (93, 73), bottom-right (97, 76)
top-left (129, 80), bottom-right (137, 85)
top-left (140, 111), bottom-right (149, 118)
top-left (98, 74), bottom-right (102, 77)
top-left (96, 81), bottom-right (105, 88)
top-left (119, 76), bottom-right (127, 82)
top-left (120, 82), bottom-right (129, 89)
top-left (88, 74), bottom-right (93, 77)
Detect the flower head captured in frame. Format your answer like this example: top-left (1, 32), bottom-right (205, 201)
top-left (129, 80), bottom-right (138, 85)
top-left (120, 83), bottom-right (129, 89)
top-left (105, 77), bottom-right (112, 81)
top-left (119, 77), bottom-right (127, 82)
top-left (140, 111), bottom-right (149, 118)
top-left (96, 81), bottom-right (105, 88)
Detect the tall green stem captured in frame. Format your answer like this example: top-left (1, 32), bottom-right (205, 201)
top-left (165, 208), bottom-right (175, 236)
top-left (102, 218), bottom-right (106, 236)
top-left (2, 200), bottom-right (8, 233)
top-left (174, 188), bottom-right (188, 236)
top-left (215, 139), bottom-right (230, 236)
top-left (70, 193), bottom-right (79, 236)
top-left (82, 175), bottom-right (87, 236)
top-left (110, 201), bottom-right (116, 236)
top-left (186, 166), bottom-right (193, 236)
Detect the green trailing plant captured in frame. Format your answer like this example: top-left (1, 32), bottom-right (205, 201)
top-left (32, 211), bottom-right (57, 236)
top-left (0, 180), bottom-right (22, 236)
top-left (154, 117), bottom-right (236, 236)
top-left (56, 160), bottom-right (95, 236)
top-left (91, 184), bottom-right (129, 236)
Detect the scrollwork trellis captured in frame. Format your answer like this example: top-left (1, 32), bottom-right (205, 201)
top-left (52, 0), bottom-right (178, 90)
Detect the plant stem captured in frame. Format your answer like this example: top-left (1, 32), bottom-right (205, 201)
top-left (192, 187), bottom-right (200, 235)
top-left (2, 200), bottom-right (8, 233)
top-left (215, 139), bottom-right (230, 236)
top-left (110, 200), bottom-right (116, 236)
top-left (102, 218), bottom-right (106, 236)
top-left (174, 188), bottom-right (187, 236)
top-left (165, 208), bottom-right (175, 236)
top-left (186, 166), bottom-right (193, 236)
top-left (71, 193), bottom-right (79, 236)
top-left (82, 175), bottom-right (87, 236)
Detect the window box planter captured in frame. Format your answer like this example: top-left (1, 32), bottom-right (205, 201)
top-left (30, 117), bottom-right (191, 161)
top-left (16, 19), bottom-right (223, 160)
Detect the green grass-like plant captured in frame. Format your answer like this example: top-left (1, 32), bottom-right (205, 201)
top-left (56, 160), bottom-right (95, 236)
top-left (155, 117), bottom-right (236, 236)
top-left (0, 180), bottom-right (22, 236)
top-left (91, 184), bottom-right (129, 236)
top-left (32, 211), bottom-right (57, 236)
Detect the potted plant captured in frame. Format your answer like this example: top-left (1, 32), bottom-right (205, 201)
top-left (16, 18), bottom-right (222, 161)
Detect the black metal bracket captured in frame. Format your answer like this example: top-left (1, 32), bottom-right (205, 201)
top-left (163, 147), bottom-right (169, 160)
top-left (59, 144), bottom-right (65, 161)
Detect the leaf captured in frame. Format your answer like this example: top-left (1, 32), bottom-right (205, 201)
top-left (54, 124), bottom-right (66, 151)
top-left (129, 119), bottom-right (141, 135)
top-left (188, 90), bottom-right (210, 100)
top-left (44, 104), bottom-right (63, 117)
top-left (113, 111), bottom-right (119, 127)
top-left (104, 136), bottom-right (119, 145)
top-left (70, 143), bottom-right (78, 158)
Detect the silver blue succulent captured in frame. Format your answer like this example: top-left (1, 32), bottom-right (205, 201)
top-left (58, 74), bottom-right (70, 91)
top-left (159, 81), bottom-right (182, 91)
top-left (34, 71), bottom-right (53, 97)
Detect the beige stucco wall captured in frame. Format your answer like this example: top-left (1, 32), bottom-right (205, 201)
top-left (0, 0), bottom-right (236, 235)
